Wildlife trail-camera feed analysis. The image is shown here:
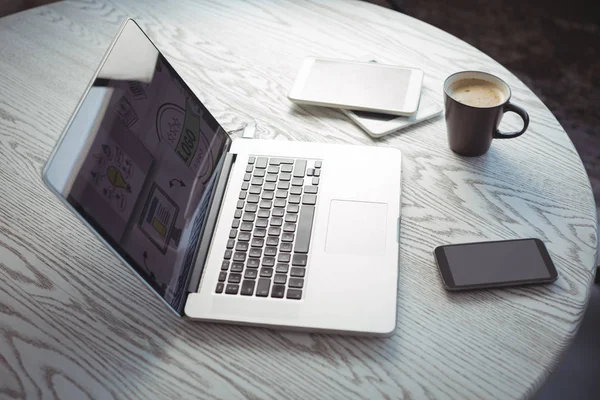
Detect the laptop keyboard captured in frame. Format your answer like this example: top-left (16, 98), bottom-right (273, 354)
top-left (216, 156), bottom-right (322, 300)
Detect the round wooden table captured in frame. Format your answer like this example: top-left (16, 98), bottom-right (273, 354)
top-left (0, 1), bottom-right (596, 399)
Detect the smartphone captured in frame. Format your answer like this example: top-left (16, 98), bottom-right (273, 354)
top-left (342, 96), bottom-right (442, 138)
top-left (288, 57), bottom-right (423, 116)
top-left (433, 239), bottom-right (558, 291)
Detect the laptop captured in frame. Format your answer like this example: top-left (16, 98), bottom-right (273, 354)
top-left (43, 19), bottom-right (402, 335)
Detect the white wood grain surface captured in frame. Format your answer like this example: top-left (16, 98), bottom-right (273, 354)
top-left (0, 0), bottom-right (597, 399)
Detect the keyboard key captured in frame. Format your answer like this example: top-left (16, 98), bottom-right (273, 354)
top-left (256, 278), bottom-right (271, 297)
top-left (291, 178), bottom-right (303, 186)
top-left (254, 228), bottom-right (267, 238)
top-left (236, 200), bottom-right (244, 209)
top-left (249, 185), bottom-right (261, 194)
top-left (271, 285), bottom-right (285, 298)
top-left (240, 222), bottom-right (253, 231)
top-left (239, 191), bottom-right (247, 200)
top-left (218, 271), bottom-right (227, 282)
top-left (245, 269), bottom-right (258, 279)
top-left (256, 218), bottom-right (268, 228)
top-left (264, 246), bottom-right (277, 257)
top-left (302, 194), bottom-right (317, 205)
top-left (283, 223), bottom-right (296, 233)
top-left (247, 194), bottom-right (260, 203)
top-left (290, 186), bottom-right (302, 195)
top-left (240, 279), bottom-right (254, 296)
top-left (251, 177), bottom-right (263, 186)
top-left (245, 203), bottom-right (258, 213)
top-left (232, 218), bottom-right (241, 229)
top-left (307, 168), bottom-right (314, 177)
top-left (256, 157), bottom-right (268, 168)
top-left (243, 173), bottom-right (251, 181)
top-left (289, 278), bottom-right (304, 288)
top-left (267, 165), bottom-right (279, 174)
top-left (270, 217), bottom-right (283, 226)
top-left (281, 164), bottom-right (293, 173)
top-left (231, 263), bottom-right (244, 273)
top-left (266, 237), bottom-right (279, 246)
top-left (274, 274), bottom-right (287, 285)
top-left (264, 182), bottom-right (276, 191)
top-left (221, 260), bottom-right (230, 270)
top-left (295, 205), bottom-right (315, 253)
top-left (245, 164), bottom-right (253, 173)
top-left (274, 199), bottom-right (286, 208)
top-left (304, 185), bottom-right (318, 194)
top-left (287, 204), bottom-right (299, 213)
top-left (278, 253), bottom-right (291, 263)
top-left (314, 160), bottom-right (322, 168)
top-left (265, 174), bottom-right (278, 182)
top-left (233, 252), bottom-right (246, 262)
top-left (234, 209), bottom-right (243, 218)
top-left (286, 289), bottom-right (302, 300)
top-left (225, 284), bottom-right (239, 294)
top-left (314, 169), bottom-right (321, 177)
top-left (276, 190), bottom-right (287, 199)
top-left (216, 282), bottom-right (224, 293)
top-left (243, 212), bottom-right (256, 222)
top-left (247, 258), bottom-right (260, 268)
top-left (290, 267), bottom-right (305, 277)
top-left (289, 195), bottom-right (301, 204)
top-left (241, 280), bottom-right (255, 295)
top-left (278, 181), bottom-right (290, 190)
top-left (276, 263), bottom-right (289, 273)
top-left (268, 227), bottom-right (281, 236)
top-left (258, 209), bottom-right (270, 218)
top-left (229, 229), bottom-right (238, 238)
top-left (253, 169), bottom-right (265, 177)
top-left (262, 191), bottom-right (274, 200)
top-left (224, 249), bottom-right (232, 259)
top-left (261, 267), bottom-right (274, 277)
top-left (312, 177), bottom-right (320, 185)
top-left (238, 232), bottom-right (251, 241)
top-left (292, 254), bottom-right (308, 266)
top-left (285, 214), bottom-right (297, 223)
top-left (262, 257), bottom-right (275, 267)
top-left (282, 233), bottom-right (294, 242)
top-left (272, 208), bottom-right (285, 217)
top-left (280, 242), bottom-right (293, 252)
top-left (248, 156), bottom-right (256, 165)
top-left (279, 173), bottom-right (291, 181)
top-left (228, 273), bottom-right (242, 283)
top-left (293, 160), bottom-right (307, 178)
top-left (226, 239), bottom-right (235, 249)
top-left (249, 248), bottom-right (262, 258)
top-left (251, 237), bottom-right (265, 247)
top-left (260, 200), bottom-right (273, 209)
top-left (241, 182), bottom-right (249, 190)
top-left (236, 242), bottom-right (249, 252)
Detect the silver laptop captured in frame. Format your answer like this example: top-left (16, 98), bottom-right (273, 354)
top-left (43, 19), bottom-right (402, 335)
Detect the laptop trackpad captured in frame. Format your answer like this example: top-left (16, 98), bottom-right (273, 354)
top-left (325, 200), bottom-right (387, 256)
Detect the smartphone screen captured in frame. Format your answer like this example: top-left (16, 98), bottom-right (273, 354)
top-left (434, 239), bottom-right (558, 290)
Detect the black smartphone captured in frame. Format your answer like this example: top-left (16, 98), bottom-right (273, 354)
top-left (433, 238), bottom-right (558, 291)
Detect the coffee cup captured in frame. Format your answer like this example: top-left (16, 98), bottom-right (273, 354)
top-left (443, 71), bottom-right (529, 156)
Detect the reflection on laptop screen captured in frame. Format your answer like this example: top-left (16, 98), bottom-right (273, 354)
top-left (45, 20), bottom-right (231, 313)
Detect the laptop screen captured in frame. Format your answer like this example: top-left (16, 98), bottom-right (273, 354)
top-left (43, 20), bottom-right (231, 314)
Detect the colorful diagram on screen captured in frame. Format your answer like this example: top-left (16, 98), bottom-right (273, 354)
top-left (87, 140), bottom-right (144, 218)
top-left (139, 183), bottom-right (182, 254)
top-left (155, 101), bottom-right (214, 182)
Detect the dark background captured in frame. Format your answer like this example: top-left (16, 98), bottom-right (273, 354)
top-left (2, 0), bottom-right (599, 398)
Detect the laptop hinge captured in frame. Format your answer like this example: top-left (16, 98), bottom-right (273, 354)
top-left (186, 151), bottom-right (236, 292)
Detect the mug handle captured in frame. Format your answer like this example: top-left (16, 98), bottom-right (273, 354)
top-left (493, 102), bottom-right (530, 139)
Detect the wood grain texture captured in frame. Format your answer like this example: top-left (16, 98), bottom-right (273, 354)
top-left (0, 0), bottom-right (596, 399)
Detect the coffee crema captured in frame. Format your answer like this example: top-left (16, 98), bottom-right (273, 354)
top-left (448, 78), bottom-right (507, 108)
